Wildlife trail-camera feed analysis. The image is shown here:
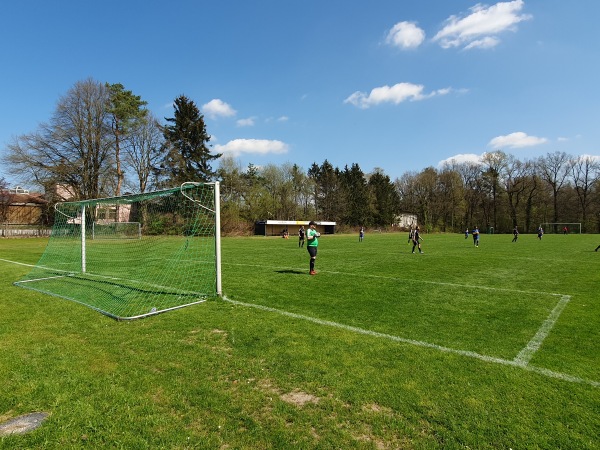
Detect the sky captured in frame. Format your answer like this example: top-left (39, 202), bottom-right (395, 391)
top-left (1, 0), bottom-right (599, 190)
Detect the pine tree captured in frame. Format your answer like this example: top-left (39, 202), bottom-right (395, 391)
top-left (160, 95), bottom-right (221, 184)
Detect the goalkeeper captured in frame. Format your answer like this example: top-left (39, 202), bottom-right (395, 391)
top-left (307, 220), bottom-right (320, 275)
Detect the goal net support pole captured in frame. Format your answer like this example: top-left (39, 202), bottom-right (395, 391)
top-left (81, 204), bottom-right (86, 274)
top-left (15, 182), bottom-right (221, 320)
top-left (214, 181), bottom-right (222, 296)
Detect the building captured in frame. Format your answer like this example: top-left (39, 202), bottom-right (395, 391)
top-left (394, 213), bottom-right (418, 229)
top-left (0, 187), bottom-right (48, 225)
top-left (255, 220), bottom-right (336, 237)
top-left (0, 187), bottom-right (50, 237)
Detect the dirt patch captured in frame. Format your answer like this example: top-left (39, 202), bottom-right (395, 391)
top-left (0, 412), bottom-right (49, 436)
top-left (280, 390), bottom-right (320, 407)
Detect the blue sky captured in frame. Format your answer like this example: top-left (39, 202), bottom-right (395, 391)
top-left (1, 0), bottom-right (599, 189)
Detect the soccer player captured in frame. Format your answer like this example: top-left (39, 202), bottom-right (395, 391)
top-left (411, 226), bottom-right (424, 254)
top-left (298, 226), bottom-right (305, 248)
top-left (537, 226), bottom-right (544, 240)
top-left (512, 226), bottom-right (519, 242)
top-left (472, 226), bottom-right (480, 247)
top-left (306, 220), bottom-right (320, 275)
top-left (359, 226), bottom-right (364, 242)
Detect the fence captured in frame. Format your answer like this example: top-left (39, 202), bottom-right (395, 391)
top-left (1, 224), bottom-right (52, 238)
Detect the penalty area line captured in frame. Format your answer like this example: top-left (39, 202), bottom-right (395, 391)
top-left (222, 296), bottom-right (599, 388)
top-left (513, 295), bottom-right (571, 366)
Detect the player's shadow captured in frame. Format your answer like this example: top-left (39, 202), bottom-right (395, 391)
top-left (275, 269), bottom-right (306, 275)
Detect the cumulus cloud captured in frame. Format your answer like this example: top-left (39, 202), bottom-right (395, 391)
top-left (433, 0), bottom-right (532, 50)
top-left (213, 139), bottom-right (289, 157)
top-left (488, 131), bottom-right (548, 149)
top-left (202, 99), bottom-right (237, 119)
top-left (344, 82), bottom-right (451, 109)
top-left (385, 21), bottom-right (426, 49)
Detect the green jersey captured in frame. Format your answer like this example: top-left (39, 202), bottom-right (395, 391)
top-left (307, 228), bottom-right (319, 247)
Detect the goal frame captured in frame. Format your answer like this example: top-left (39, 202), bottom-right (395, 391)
top-left (16, 182), bottom-right (222, 320)
top-left (541, 223), bottom-right (582, 234)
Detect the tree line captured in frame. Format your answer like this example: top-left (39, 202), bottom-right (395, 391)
top-left (3, 78), bottom-right (599, 234)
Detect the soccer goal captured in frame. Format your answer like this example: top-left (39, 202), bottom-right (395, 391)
top-left (15, 182), bottom-right (222, 320)
top-left (541, 223), bottom-right (582, 234)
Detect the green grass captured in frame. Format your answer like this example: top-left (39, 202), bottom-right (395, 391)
top-left (1, 233), bottom-right (599, 449)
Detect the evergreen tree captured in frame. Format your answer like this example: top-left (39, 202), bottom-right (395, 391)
top-left (340, 163), bottom-right (371, 226)
top-left (160, 95), bottom-right (221, 184)
top-left (368, 168), bottom-right (400, 227)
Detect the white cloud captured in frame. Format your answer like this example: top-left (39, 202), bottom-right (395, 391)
top-left (202, 99), bottom-right (237, 119)
top-left (433, 0), bottom-right (532, 50)
top-left (277, 116), bottom-right (289, 122)
top-left (344, 82), bottom-right (451, 109)
top-left (464, 36), bottom-right (501, 50)
top-left (579, 154), bottom-right (600, 163)
top-left (236, 117), bottom-right (256, 127)
top-left (488, 132), bottom-right (548, 149)
top-left (214, 139), bottom-right (289, 157)
top-left (386, 21), bottom-right (426, 49)
top-left (438, 153), bottom-right (483, 167)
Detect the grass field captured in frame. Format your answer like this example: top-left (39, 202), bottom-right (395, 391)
top-left (0, 232), bottom-right (599, 449)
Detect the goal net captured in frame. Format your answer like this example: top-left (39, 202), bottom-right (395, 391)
top-left (541, 223), bottom-right (582, 234)
top-left (15, 182), bottom-right (221, 320)
top-left (92, 221), bottom-right (141, 240)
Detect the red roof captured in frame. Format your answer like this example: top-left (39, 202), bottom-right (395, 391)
top-left (0, 191), bottom-right (48, 205)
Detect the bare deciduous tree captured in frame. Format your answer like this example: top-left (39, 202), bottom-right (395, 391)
top-left (4, 78), bottom-right (113, 200)
top-left (569, 155), bottom-right (600, 229)
top-left (123, 112), bottom-right (163, 194)
top-left (537, 151), bottom-right (572, 225)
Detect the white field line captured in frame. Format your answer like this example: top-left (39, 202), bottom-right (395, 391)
top-left (0, 258), bottom-right (38, 268)
top-left (16, 275), bottom-right (70, 283)
top-left (513, 295), bottom-right (571, 366)
top-left (222, 296), bottom-right (599, 388)
top-left (224, 262), bottom-right (565, 298)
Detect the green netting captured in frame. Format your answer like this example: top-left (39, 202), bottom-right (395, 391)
top-left (15, 182), bottom-right (220, 320)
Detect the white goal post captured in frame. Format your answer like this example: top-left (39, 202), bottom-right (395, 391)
top-left (541, 223), bottom-right (582, 234)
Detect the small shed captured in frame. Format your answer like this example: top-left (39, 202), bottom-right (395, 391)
top-left (255, 220), bottom-right (336, 237)
top-left (0, 189), bottom-right (48, 225)
top-left (394, 213), bottom-right (418, 229)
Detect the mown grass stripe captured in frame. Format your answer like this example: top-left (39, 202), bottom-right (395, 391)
top-left (222, 295), bottom-right (599, 388)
